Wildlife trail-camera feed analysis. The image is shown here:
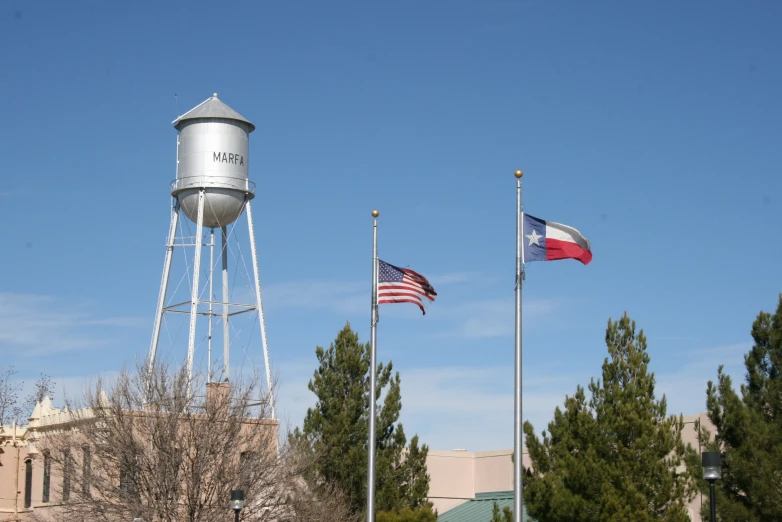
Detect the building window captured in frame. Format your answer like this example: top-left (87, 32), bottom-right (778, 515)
top-left (119, 456), bottom-right (139, 499)
top-left (239, 451), bottom-right (249, 479)
top-left (42, 451), bottom-right (51, 503)
top-left (239, 450), bottom-right (258, 484)
top-left (82, 445), bottom-right (91, 497)
top-left (240, 450), bottom-right (248, 470)
top-left (63, 449), bottom-right (72, 502)
top-left (24, 459), bottom-right (33, 508)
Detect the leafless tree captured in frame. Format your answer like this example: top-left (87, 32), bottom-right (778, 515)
top-left (23, 373), bottom-right (56, 414)
top-left (275, 439), bottom-right (362, 522)
top-left (0, 365), bottom-right (23, 426)
top-left (34, 361), bottom-right (290, 522)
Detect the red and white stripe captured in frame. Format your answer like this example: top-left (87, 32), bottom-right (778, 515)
top-left (545, 220), bottom-right (592, 265)
top-left (378, 268), bottom-right (437, 314)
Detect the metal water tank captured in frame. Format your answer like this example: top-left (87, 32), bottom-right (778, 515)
top-left (171, 93), bottom-right (255, 228)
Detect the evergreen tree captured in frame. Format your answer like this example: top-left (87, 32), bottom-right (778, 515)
top-left (292, 323), bottom-right (432, 516)
top-left (523, 313), bottom-right (696, 522)
top-left (401, 435), bottom-right (430, 508)
top-left (491, 501), bottom-right (513, 522)
top-left (696, 294), bottom-right (782, 520)
top-left (376, 505), bottom-right (437, 522)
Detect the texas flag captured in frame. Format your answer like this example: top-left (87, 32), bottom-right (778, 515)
top-left (523, 214), bottom-right (592, 265)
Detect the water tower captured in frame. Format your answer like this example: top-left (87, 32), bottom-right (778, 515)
top-left (146, 93), bottom-right (274, 417)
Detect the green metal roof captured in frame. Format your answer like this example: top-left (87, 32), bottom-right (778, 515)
top-left (438, 491), bottom-right (534, 522)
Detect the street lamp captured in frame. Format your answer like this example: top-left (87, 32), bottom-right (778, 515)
top-left (702, 451), bottom-right (721, 522)
top-left (231, 489), bottom-right (245, 522)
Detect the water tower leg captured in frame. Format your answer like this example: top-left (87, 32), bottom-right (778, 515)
top-left (207, 228), bottom-right (215, 383)
top-left (221, 226), bottom-right (230, 381)
top-left (186, 190), bottom-right (206, 392)
top-left (147, 201), bottom-right (180, 388)
top-left (245, 200), bottom-right (275, 419)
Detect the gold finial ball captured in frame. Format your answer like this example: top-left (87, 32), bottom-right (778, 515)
top-left (371, 209), bottom-right (380, 218)
top-left (514, 169), bottom-right (524, 179)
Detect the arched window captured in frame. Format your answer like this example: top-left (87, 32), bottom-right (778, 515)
top-left (63, 449), bottom-right (72, 502)
top-left (42, 451), bottom-right (51, 503)
top-left (24, 459), bottom-right (33, 508)
top-left (82, 445), bottom-right (91, 497)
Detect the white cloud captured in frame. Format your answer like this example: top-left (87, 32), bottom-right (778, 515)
top-left (272, 358), bottom-right (319, 435)
top-left (256, 273), bottom-right (559, 344)
top-left (9, 339), bottom-right (747, 461)
top-left (263, 280), bottom-right (366, 316)
top-left (428, 271), bottom-right (499, 286)
top-left (49, 372), bottom-right (121, 408)
top-left (430, 298), bottom-right (558, 339)
top-left (388, 342), bottom-right (752, 453)
top-left (272, 360), bottom-right (558, 451)
top-left (3, 371), bottom-right (120, 421)
top-left (654, 342), bottom-right (750, 418)
top-left (261, 270), bottom-right (498, 319)
top-left (0, 293), bottom-right (144, 356)
top-left (397, 365), bottom-right (580, 451)
top-left (428, 272), bottom-right (474, 285)
top-left (402, 366), bottom-right (511, 414)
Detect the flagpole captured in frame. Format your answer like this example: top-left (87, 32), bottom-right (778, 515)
top-left (514, 169), bottom-right (524, 522)
top-left (367, 209), bottom-right (380, 522)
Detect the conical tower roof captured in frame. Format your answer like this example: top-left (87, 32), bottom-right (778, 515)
top-left (173, 93), bottom-right (255, 131)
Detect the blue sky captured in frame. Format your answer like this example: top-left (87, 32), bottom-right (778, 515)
top-left (1, 1), bottom-right (781, 451)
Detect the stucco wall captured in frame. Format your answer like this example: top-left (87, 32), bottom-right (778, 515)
top-left (427, 414), bottom-right (715, 520)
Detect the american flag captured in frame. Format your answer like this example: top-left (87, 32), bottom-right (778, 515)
top-left (377, 260), bottom-right (437, 315)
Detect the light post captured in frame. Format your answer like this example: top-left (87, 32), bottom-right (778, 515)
top-left (702, 451), bottom-right (721, 522)
top-left (231, 489), bottom-right (245, 522)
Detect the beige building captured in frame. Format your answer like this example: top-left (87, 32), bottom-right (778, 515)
top-left (0, 398), bottom-right (77, 521)
top-left (0, 392), bottom-right (279, 521)
top-left (426, 413), bottom-right (715, 521)
top-left (2, 399), bottom-right (714, 522)
top-left (426, 448), bottom-right (532, 514)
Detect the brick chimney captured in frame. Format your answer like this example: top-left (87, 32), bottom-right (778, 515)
top-left (205, 382), bottom-right (231, 413)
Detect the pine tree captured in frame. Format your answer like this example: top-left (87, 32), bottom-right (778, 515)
top-left (401, 435), bottom-right (430, 508)
top-left (292, 323), bottom-right (432, 516)
top-left (491, 501), bottom-right (513, 522)
top-left (696, 293), bottom-right (782, 520)
top-left (523, 313), bottom-right (696, 522)
top-left (376, 505), bottom-right (437, 522)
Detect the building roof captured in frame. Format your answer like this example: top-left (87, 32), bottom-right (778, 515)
top-left (172, 93), bottom-right (255, 131)
top-left (437, 491), bottom-right (534, 522)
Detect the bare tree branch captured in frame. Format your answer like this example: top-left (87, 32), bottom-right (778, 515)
top-left (0, 365), bottom-right (23, 426)
top-left (23, 373), bottom-right (56, 415)
top-left (34, 361), bottom-right (284, 521)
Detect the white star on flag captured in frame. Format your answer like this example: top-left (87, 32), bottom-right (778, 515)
top-left (526, 229), bottom-right (542, 247)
